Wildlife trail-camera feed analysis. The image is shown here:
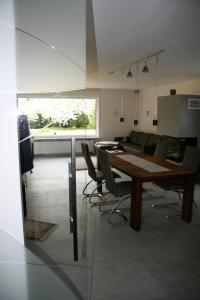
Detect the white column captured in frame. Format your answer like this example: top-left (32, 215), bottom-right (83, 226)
top-left (0, 0), bottom-right (24, 243)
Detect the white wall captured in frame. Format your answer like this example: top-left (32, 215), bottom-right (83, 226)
top-left (25, 78), bottom-right (200, 155)
top-left (137, 78), bottom-right (200, 133)
top-left (0, 0), bottom-right (24, 243)
top-left (99, 89), bottom-right (136, 140)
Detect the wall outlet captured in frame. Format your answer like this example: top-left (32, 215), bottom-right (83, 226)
top-left (146, 110), bottom-right (150, 116)
top-left (153, 119), bottom-right (158, 126)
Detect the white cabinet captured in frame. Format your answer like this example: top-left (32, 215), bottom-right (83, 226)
top-left (157, 95), bottom-right (200, 144)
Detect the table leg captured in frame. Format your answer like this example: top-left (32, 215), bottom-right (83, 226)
top-left (130, 177), bottom-right (142, 231)
top-left (96, 153), bottom-right (103, 192)
top-left (181, 174), bottom-right (195, 222)
top-left (97, 179), bottom-right (102, 193)
top-left (22, 182), bottom-right (27, 217)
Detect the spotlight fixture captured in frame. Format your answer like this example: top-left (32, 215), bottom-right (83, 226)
top-left (109, 49), bottom-right (165, 77)
top-left (126, 67), bottom-right (133, 78)
top-left (142, 60), bottom-right (149, 73)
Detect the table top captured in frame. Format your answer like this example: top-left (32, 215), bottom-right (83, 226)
top-left (94, 141), bottom-right (119, 146)
top-left (109, 151), bottom-right (192, 182)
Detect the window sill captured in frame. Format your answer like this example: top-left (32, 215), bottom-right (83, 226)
top-left (33, 136), bottom-right (100, 142)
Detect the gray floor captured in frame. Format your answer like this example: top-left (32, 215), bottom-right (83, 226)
top-left (0, 229), bottom-right (78, 300)
top-left (25, 156), bottom-right (200, 300)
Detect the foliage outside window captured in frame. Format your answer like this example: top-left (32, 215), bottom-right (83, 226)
top-left (18, 98), bottom-right (97, 137)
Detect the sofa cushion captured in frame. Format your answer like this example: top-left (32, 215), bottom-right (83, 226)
top-left (137, 132), bottom-right (150, 146)
top-left (123, 143), bottom-right (141, 153)
top-left (120, 131), bottom-right (162, 155)
top-left (130, 131), bottom-right (141, 144)
top-left (148, 134), bottom-right (161, 146)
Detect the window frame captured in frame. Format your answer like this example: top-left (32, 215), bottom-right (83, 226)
top-left (17, 96), bottom-right (99, 138)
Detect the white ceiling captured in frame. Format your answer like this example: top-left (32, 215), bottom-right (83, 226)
top-left (88, 0), bottom-right (200, 89)
top-left (15, 0), bottom-right (85, 93)
top-left (14, 0), bottom-right (200, 92)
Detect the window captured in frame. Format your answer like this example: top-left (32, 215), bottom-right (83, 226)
top-left (18, 97), bottom-right (98, 137)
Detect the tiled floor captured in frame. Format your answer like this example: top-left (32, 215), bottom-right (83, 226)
top-left (12, 156), bottom-right (200, 299)
top-left (0, 229), bottom-right (79, 300)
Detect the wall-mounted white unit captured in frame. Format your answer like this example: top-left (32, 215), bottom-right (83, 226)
top-left (157, 95), bottom-right (200, 144)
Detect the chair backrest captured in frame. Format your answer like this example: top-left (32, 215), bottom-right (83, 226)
top-left (154, 141), bottom-right (169, 160)
top-left (97, 149), bottom-right (117, 195)
top-left (81, 143), bottom-right (96, 180)
top-left (182, 146), bottom-right (200, 174)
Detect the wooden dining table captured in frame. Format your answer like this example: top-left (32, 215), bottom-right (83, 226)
top-left (108, 151), bottom-right (195, 231)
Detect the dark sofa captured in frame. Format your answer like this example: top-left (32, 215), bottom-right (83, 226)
top-left (119, 130), bottom-right (162, 154)
top-left (118, 130), bottom-right (198, 162)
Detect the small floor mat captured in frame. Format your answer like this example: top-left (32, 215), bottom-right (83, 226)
top-left (25, 219), bottom-right (57, 241)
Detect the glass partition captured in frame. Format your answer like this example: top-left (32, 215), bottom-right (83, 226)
top-left (16, 0), bottom-right (90, 299)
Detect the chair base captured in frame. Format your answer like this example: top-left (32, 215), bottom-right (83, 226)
top-left (98, 193), bottom-right (130, 225)
top-left (83, 179), bottom-right (106, 205)
top-left (152, 202), bottom-right (178, 209)
top-left (89, 191), bottom-right (110, 205)
top-left (108, 207), bottom-right (130, 225)
top-left (153, 199), bottom-right (198, 218)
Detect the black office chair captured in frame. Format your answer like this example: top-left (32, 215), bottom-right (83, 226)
top-left (152, 146), bottom-right (200, 215)
top-left (153, 141), bottom-right (169, 160)
top-left (143, 141), bottom-right (169, 194)
top-left (97, 148), bottom-right (132, 224)
top-left (81, 143), bottom-right (120, 205)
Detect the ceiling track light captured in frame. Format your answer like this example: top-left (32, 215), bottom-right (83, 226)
top-left (126, 67), bottom-right (133, 78)
top-left (109, 49), bottom-right (165, 76)
top-left (142, 60), bottom-right (149, 73)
